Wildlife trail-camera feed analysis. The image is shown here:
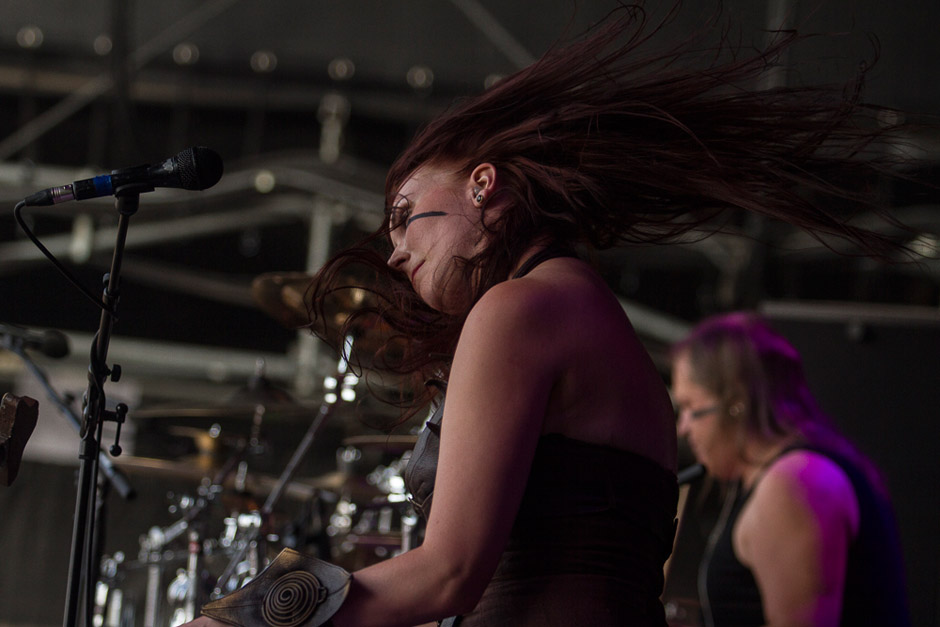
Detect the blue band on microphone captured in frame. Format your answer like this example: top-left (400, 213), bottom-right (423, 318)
top-left (92, 175), bottom-right (113, 195)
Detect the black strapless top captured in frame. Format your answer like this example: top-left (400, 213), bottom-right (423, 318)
top-left (403, 397), bottom-right (679, 626)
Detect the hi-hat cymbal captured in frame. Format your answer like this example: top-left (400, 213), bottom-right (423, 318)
top-left (341, 434), bottom-right (417, 454)
top-left (115, 455), bottom-right (389, 505)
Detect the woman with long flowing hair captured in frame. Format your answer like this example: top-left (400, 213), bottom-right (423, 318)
top-left (187, 4), bottom-right (919, 626)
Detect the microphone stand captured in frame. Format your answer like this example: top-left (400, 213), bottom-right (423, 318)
top-left (63, 184), bottom-right (149, 627)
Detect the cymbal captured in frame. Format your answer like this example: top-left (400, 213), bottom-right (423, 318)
top-left (253, 470), bottom-right (345, 498)
top-left (251, 272), bottom-right (316, 329)
top-left (116, 455), bottom-right (390, 506)
top-left (115, 454), bottom-right (332, 494)
top-left (115, 455), bottom-right (220, 482)
top-left (341, 435), bottom-right (417, 454)
top-left (165, 425), bottom-right (248, 453)
top-left (251, 272), bottom-right (383, 341)
top-left (252, 272), bottom-right (374, 330)
top-left (131, 401), bottom-right (315, 422)
top-left (250, 272), bottom-right (395, 367)
top-left (251, 470), bottom-right (390, 503)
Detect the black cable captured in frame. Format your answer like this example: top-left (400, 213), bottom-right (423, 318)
top-left (13, 200), bottom-right (113, 315)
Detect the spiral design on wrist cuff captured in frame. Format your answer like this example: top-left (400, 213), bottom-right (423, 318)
top-left (261, 571), bottom-right (326, 626)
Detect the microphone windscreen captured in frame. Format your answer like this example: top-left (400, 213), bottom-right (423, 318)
top-left (178, 146), bottom-right (224, 191)
top-left (40, 330), bottom-right (70, 359)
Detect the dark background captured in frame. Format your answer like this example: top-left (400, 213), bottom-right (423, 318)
top-left (0, 1), bottom-right (937, 625)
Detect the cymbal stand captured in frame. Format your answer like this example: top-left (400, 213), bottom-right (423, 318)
top-left (8, 343), bottom-right (135, 500)
top-left (63, 185), bottom-right (149, 627)
top-left (132, 442), bottom-right (251, 626)
top-left (212, 336), bottom-right (358, 597)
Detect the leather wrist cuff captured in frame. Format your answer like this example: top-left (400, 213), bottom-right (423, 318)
top-left (201, 548), bottom-right (351, 627)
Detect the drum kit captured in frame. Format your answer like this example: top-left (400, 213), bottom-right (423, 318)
top-left (92, 273), bottom-right (422, 627)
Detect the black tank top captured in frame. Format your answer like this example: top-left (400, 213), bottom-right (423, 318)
top-left (701, 444), bottom-right (910, 626)
top-left (404, 405), bottom-right (678, 626)
top-left (403, 247), bottom-right (679, 625)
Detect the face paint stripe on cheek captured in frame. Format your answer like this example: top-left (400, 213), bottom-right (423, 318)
top-left (406, 211), bottom-right (447, 225)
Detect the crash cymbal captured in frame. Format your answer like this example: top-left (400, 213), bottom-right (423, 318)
top-left (115, 455), bottom-right (220, 482)
top-left (250, 470), bottom-right (386, 502)
top-left (114, 456), bottom-right (311, 510)
top-left (251, 271), bottom-right (397, 363)
top-left (131, 401), bottom-right (315, 422)
top-left (253, 470), bottom-right (345, 497)
top-left (251, 272), bottom-right (316, 329)
top-left (341, 435), bottom-right (417, 454)
top-left (165, 425), bottom-right (248, 453)
top-left (252, 272), bottom-right (374, 330)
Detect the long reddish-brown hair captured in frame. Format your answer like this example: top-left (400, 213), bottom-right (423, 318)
top-left (308, 4), bottom-right (919, 414)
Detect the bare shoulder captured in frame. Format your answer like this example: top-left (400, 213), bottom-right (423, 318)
top-left (454, 260), bottom-right (614, 399)
top-left (747, 449), bottom-right (860, 537)
top-left (470, 271), bottom-right (556, 321)
top-left (469, 258), bottom-right (616, 327)
top-left (759, 450), bottom-right (855, 502)
top-left (458, 279), bottom-right (561, 383)
top-left (734, 449), bottom-right (861, 623)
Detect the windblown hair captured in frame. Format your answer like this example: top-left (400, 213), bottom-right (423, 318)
top-left (670, 311), bottom-right (885, 490)
top-left (308, 4), bottom-right (917, 414)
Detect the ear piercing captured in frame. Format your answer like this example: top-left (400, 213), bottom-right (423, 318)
top-left (476, 193), bottom-right (484, 203)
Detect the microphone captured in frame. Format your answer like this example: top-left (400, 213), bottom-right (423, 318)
top-left (677, 463), bottom-right (705, 485)
top-left (0, 323), bottom-right (70, 358)
top-left (22, 146), bottom-right (223, 206)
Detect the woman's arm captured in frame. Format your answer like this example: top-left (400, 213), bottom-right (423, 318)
top-left (734, 450), bottom-right (860, 627)
top-left (331, 278), bottom-right (562, 625)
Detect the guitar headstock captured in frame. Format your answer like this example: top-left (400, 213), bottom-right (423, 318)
top-left (0, 393), bottom-right (39, 486)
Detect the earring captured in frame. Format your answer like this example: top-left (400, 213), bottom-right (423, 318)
top-left (475, 193), bottom-right (484, 203)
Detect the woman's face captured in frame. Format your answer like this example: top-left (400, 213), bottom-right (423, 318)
top-left (387, 165), bottom-right (488, 313)
top-left (672, 351), bottom-right (744, 480)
